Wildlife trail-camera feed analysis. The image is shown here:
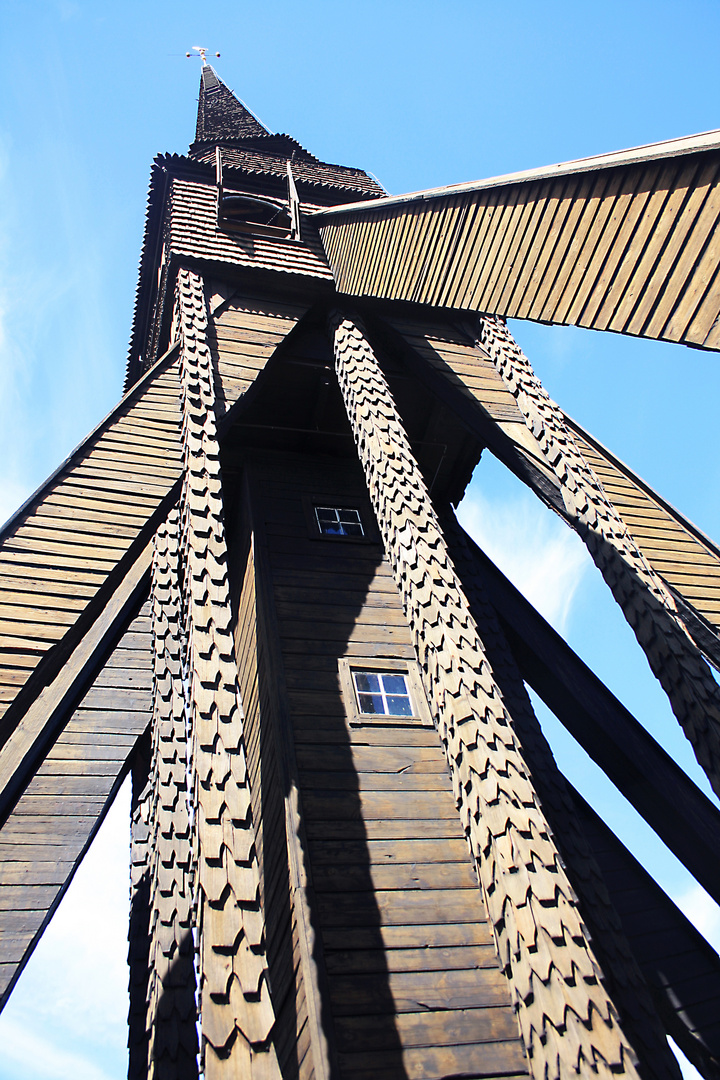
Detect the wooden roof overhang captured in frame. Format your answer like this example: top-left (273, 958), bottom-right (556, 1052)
top-left (315, 128), bottom-right (720, 350)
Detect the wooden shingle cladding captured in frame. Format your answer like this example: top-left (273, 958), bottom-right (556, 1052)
top-left (0, 602), bottom-right (152, 1006)
top-left (227, 449), bottom-right (528, 1080)
top-left (0, 352), bottom-right (183, 730)
top-left (191, 145), bottom-right (384, 204)
top-left (452, 527), bottom-right (720, 908)
top-left (317, 132), bottom-right (720, 349)
top-left (565, 416), bottom-right (720, 642)
top-left (448, 517), bottom-right (720, 1075)
top-left (168, 178), bottom-right (334, 281)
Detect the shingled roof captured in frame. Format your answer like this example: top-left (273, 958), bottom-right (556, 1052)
top-left (188, 65), bottom-right (384, 199)
top-left (194, 63), bottom-right (270, 141)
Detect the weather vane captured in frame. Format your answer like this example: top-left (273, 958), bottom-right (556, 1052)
top-left (186, 46), bottom-right (220, 66)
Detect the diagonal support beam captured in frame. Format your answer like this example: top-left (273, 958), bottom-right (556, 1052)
top-left (481, 314), bottom-right (720, 803)
top-left (443, 512), bottom-right (681, 1080)
top-left (176, 267), bottom-right (280, 1079)
top-left (453, 522), bottom-right (720, 907)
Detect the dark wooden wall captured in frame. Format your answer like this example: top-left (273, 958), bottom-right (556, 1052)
top-left (227, 449), bottom-right (528, 1080)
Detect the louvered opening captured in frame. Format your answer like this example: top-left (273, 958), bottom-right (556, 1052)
top-left (218, 190), bottom-right (292, 237)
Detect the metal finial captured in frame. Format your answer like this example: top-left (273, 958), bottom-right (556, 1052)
top-left (185, 46), bottom-right (221, 65)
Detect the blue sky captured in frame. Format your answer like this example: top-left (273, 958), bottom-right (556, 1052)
top-left (1, 1), bottom-right (720, 1076)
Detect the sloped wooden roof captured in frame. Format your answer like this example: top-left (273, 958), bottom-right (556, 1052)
top-left (194, 64), bottom-right (270, 142)
top-left (0, 296), bottom-right (305, 727)
top-left (191, 144), bottom-right (385, 200)
top-left (0, 351), bottom-right (183, 730)
top-left (317, 129), bottom-right (720, 349)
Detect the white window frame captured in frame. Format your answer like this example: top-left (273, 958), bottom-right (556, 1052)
top-left (314, 505), bottom-right (365, 538)
top-left (338, 657), bottom-right (434, 727)
top-left (302, 495), bottom-right (378, 544)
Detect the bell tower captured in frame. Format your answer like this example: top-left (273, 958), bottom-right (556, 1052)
top-left (1, 65), bottom-right (720, 1080)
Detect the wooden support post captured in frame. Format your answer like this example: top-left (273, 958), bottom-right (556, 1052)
top-left (453, 521), bottom-right (720, 907)
top-left (146, 510), bottom-right (198, 1078)
top-left (329, 309), bottom-right (641, 1080)
top-left (176, 267), bottom-right (279, 1080)
top-left (481, 314), bottom-right (720, 801)
top-left (443, 512), bottom-right (681, 1080)
top-left (129, 733), bottom-right (152, 1080)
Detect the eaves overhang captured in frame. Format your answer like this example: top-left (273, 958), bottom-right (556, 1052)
top-left (313, 127), bottom-right (720, 219)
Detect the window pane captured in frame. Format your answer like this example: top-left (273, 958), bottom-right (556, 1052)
top-left (315, 505), bottom-right (364, 537)
top-left (358, 693), bottom-right (384, 714)
top-left (315, 507), bottom-right (337, 522)
top-left (385, 695), bottom-right (412, 716)
top-left (354, 672), bottom-right (380, 693)
top-left (380, 674), bottom-right (407, 695)
top-left (353, 669), bottom-right (414, 718)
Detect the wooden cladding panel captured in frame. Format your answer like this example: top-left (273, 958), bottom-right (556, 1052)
top-left (0, 604), bottom-right (152, 1007)
top-left (0, 362), bottom-right (182, 725)
top-left (319, 149), bottom-right (720, 349)
top-left (209, 291), bottom-right (308, 416)
top-left (251, 452), bottom-right (527, 1080)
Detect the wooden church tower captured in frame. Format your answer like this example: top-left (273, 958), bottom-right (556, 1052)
top-left (1, 62), bottom-right (720, 1080)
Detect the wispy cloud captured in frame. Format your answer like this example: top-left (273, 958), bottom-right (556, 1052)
top-left (456, 485), bottom-right (590, 634)
top-left (0, 1016), bottom-right (118, 1080)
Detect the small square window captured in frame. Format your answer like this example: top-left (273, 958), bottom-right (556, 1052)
top-left (352, 670), bottom-right (413, 717)
top-left (339, 658), bottom-right (433, 727)
top-left (314, 506), bottom-right (364, 538)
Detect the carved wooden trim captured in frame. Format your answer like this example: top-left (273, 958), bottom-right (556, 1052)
top-left (480, 314), bottom-right (720, 802)
top-left (176, 267), bottom-right (279, 1079)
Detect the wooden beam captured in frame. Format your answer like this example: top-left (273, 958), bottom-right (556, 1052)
top-left (0, 540), bottom-right (153, 825)
top-left (451, 524), bottom-right (720, 906)
top-left (361, 310), bottom-right (566, 516)
top-left (571, 785), bottom-right (720, 1080)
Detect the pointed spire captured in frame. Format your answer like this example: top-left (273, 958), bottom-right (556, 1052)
top-left (195, 65), bottom-right (270, 143)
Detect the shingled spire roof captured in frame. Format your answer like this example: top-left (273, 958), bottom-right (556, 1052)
top-left (194, 64), bottom-right (270, 142)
